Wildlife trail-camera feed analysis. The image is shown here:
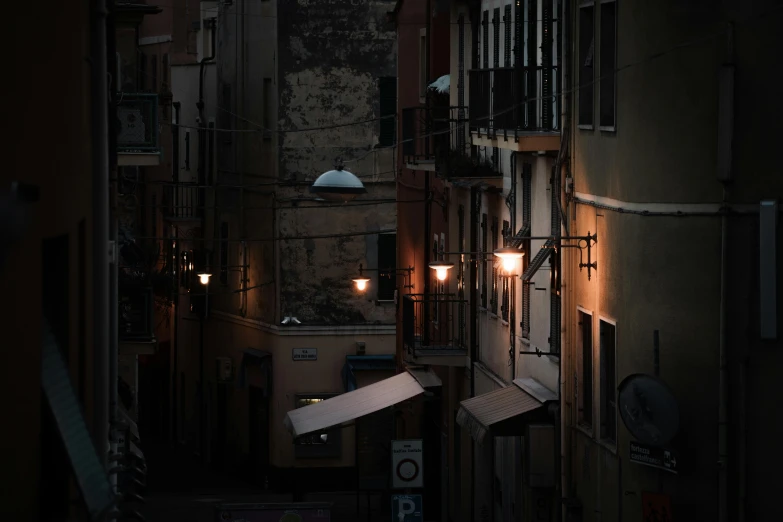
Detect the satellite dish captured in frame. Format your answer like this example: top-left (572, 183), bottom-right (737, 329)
top-left (617, 373), bottom-right (680, 447)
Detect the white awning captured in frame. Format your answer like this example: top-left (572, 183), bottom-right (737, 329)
top-left (283, 370), bottom-right (441, 438)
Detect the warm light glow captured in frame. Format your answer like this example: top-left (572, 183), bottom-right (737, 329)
top-left (429, 261), bottom-right (454, 281)
top-left (494, 247), bottom-right (525, 273)
top-left (198, 273), bottom-right (212, 285)
top-left (353, 277), bottom-right (370, 291)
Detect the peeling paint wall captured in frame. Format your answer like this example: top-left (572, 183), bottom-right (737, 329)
top-left (277, 0), bottom-right (398, 325)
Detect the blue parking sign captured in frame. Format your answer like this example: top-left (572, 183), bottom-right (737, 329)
top-left (391, 495), bottom-right (423, 522)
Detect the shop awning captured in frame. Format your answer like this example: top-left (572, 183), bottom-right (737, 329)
top-left (284, 369), bottom-right (441, 438)
top-left (456, 384), bottom-right (546, 445)
top-left (41, 319), bottom-right (115, 520)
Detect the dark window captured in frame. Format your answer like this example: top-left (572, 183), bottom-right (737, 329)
top-left (599, 1), bottom-right (617, 128)
top-left (151, 193), bottom-right (157, 238)
top-left (379, 77), bottom-right (397, 147)
top-left (458, 205), bottom-right (466, 341)
top-left (458, 15), bottom-right (465, 108)
top-left (294, 395), bottom-right (342, 458)
top-left (501, 220), bottom-right (509, 322)
top-left (578, 5), bottom-right (595, 126)
top-left (151, 54), bottom-right (158, 91)
top-left (578, 311), bottom-right (593, 427)
top-left (481, 213), bottom-right (488, 308)
top-left (377, 233), bottom-right (396, 301)
top-left (482, 11), bottom-right (489, 68)
top-left (162, 53), bottom-right (170, 87)
top-left (219, 222), bottom-right (229, 285)
top-left (490, 217), bottom-right (498, 315)
top-left (504, 5), bottom-right (512, 67)
top-left (78, 220), bottom-right (86, 403)
top-left (420, 32), bottom-right (428, 97)
top-left (184, 131), bottom-right (191, 170)
top-left (514, 2), bottom-right (522, 65)
top-left (600, 320), bottom-right (617, 443)
top-left (263, 77), bottom-right (272, 136)
top-left (492, 147), bottom-right (499, 170)
top-left (493, 8), bottom-right (500, 68)
top-left (138, 51), bottom-right (147, 90)
top-left (221, 84), bottom-right (233, 145)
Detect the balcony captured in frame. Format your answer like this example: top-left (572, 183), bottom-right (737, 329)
top-left (116, 93), bottom-right (161, 166)
top-left (468, 66), bottom-right (560, 151)
top-left (162, 182), bottom-right (202, 222)
top-left (402, 294), bottom-right (469, 367)
top-left (402, 106), bottom-right (468, 171)
top-left (118, 284), bottom-right (157, 355)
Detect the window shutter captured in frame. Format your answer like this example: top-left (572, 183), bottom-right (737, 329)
top-left (379, 77), bottom-right (397, 146)
top-left (504, 5), bottom-right (512, 67)
top-left (482, 11), bottom-right (489, 68)
top-left (493, 8), bottom-right (500, 68)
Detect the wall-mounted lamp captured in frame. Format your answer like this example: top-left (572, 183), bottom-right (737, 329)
top-left (351, 263), bottom-right (414, 292)
top-left (197, 272), bottom-right (212, 285)
top-left (428, 261), bottom-right (454, 281)
top-left (310, 159), bottom-right (367, 202)
top-left (493, 246), bottom-right (525, 272)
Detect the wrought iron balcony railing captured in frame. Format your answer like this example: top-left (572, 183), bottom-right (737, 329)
top-left (402, 106), bottom-right (470, 166)
top-left (468, 66), bottom-right (560, 138)
top-left (163, 182), bottom-right (202, 220)
top-left (402, 293), bottom-right (467, 356)
top-left (119, 285), bottom-right (155, 342)
top-left (116, 92), bottom-right (160, 153)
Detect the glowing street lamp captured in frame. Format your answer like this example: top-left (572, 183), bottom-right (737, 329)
top-left (197, 272), bottom-right (212, 285)
top-left (428, 261), bottom-right (454, 281)
top-left (493, 246), bottom-right (525, 272)
top-left (352, 276), bottom-right (371, 291)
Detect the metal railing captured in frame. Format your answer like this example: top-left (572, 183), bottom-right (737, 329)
top-left (402, 293), bottom-right (467, 355)
top-left (116, 92), bottom-right (160, 153)
top-left (468, 66), bottom-right (560, 138)
top-left (402, 105), bottom-right (470, 166)
top-left (163, 182), bottom-right (202, 220)
top-left (118, 285), bottom-right (154, 342)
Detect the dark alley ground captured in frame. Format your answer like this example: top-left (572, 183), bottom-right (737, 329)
top-left (138, 443), bottom-right (386, 522)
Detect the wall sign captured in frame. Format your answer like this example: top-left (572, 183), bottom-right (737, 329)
top-left (292, 348), bottom-right (317, 361)
top-left (629, 441), bottom-right (678, 474)
top-left (392, 439), bottom-right (423, 489)
top-left (391, 494), bottom-right (423, 522)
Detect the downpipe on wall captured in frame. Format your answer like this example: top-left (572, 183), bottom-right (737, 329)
top-left (91, 0), bottom-right (111, 469)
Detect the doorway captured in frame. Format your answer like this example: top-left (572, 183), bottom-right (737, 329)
top-left (248, 386), bottom-right (270, 485)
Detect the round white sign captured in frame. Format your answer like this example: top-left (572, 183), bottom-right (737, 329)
top-left (396, 458), bottom-right (419, 482)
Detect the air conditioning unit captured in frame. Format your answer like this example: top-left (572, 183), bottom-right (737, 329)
top-left (525, 423), bottom-right (555, 488)
top-left (216, 357), bottom-right (234, 383)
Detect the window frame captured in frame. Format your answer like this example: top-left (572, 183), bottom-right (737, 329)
top-left (577, 1), bottom-right (596, 130)
top-left (577, 307), bottom-right (594, 430)
top-left (598, 316), bottom-right (617, 446)
top-left (598, 0), bottom-right (618, 132)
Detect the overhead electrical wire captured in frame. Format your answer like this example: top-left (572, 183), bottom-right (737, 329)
top-left (133, 227), bottom-right (397, 242)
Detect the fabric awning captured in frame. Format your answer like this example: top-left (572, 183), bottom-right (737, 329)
top-left (456, 384), bottom-right (546, 445)
top-left (284, 370), bottom-right (441, 438)
top-left (41, 320), bottom-right (115, 520)
top-left (522, 238), bottom-right (555, 281)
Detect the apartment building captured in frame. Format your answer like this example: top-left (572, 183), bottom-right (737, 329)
top-left (167, 0), bottom-right (402, 492)
top-left (562, 1), bottom-right (783, 521)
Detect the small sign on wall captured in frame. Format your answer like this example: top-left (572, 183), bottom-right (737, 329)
top-left (292, 348), bottom-right (317, 361)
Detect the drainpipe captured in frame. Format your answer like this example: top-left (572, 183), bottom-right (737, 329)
top-left (197, 19), bottom-right (216, 465)
top-left (91, 0), bottom-right (110, 468)
top-left (423, 0), bottom-right (432, 341)
top-left (469, 187), bottom-right (479, 522)
top-left (172, 102), bottom-right (181, 442)
top-left (717, 24), bottom-right (733, 522)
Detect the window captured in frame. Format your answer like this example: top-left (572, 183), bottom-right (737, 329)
top-left (504, 5), bottom-right (512, 67)
top-left (578, 3), bottom-right (595, 127)
top-left (458, 15), bottom-right (465, 108)
top-left (492, 147), bottom-right (499, 170)
top-left (501, 220), bottom-right (510, 322)
top-left (263, 77), bottom-right (272, 138)
top-left (221, 84), bottom-right (233, 145)
top-left (379, 77), bottom-right (397, 147)
top-left (482, 11), bottom-right (489, 68)
top-left (151, 54), bottom-right (158, 91)
top-left (419, 29), bottom-right (428, 98)
top-left (294, 395), bottom-right (342, 458)
top-left (219, 222), bottom-right (229, 285)
top-left (578, 310), bottom-right (593, 427)
top-left (490, 217), bottom-right (498, 315)
top-left (481, 213), bottom-right (488, 308)
top-left (599, 319), bottom-right (617, 443)
top-left (162, 53), bottom-right (170, 88)
top-left (184, 131), bottom-right (191, 170)
top-left (599, 0), bottom-right (617, 129)
top-left (377, 233), bottom-right (396, 301)
top-left (492, 8), bottom-right (500, 68)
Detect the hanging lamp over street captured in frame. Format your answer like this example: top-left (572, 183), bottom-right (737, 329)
top-left (310, 158), bottom-right (367, 202)
top-left (493, 246), bottom-right (525, 272)
top-left (428, 261), bottom-right (454, 281)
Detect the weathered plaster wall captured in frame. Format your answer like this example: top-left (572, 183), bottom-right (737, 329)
top-left (276, 0), bottom-right (398, 325)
